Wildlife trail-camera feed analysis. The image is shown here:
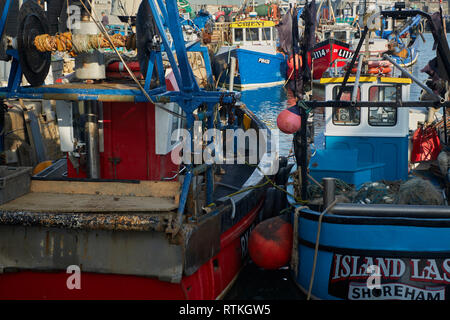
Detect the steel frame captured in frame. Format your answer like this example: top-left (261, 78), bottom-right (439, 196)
top-left (0, 0), bottom-right (236, 230)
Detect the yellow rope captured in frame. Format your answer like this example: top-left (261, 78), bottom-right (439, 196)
top-left (34, 33), bottom-right (128, 55)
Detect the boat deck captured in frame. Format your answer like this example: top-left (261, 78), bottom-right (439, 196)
top-left (0, 192), bottom-right (178, 213)
top-left (0, 179), bottom-right (180, 214)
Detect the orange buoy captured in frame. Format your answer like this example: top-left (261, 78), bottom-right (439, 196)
top-left (277, 106), bottom-right (301, 134)
top-left (287, 54), bottom-right (302, 80)
top-left (249, 215), bottom-right (293, 270)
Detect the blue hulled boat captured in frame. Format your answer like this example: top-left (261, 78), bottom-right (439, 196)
top-left (283, 8), bottom-right (450, 300)
top-left (212, 19), bottom-right (287, 90)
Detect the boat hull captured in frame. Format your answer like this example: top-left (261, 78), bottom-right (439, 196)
top-left (312, 39), bottom-right (353, 80)
top-left (213, 47), bottom-right (286, 90)
top-left (287, 180), bottom-right (450, 300)
top-left (0, 193), bottom-right (263, 300)
top-left (0, 104), bottom-right (279, 300)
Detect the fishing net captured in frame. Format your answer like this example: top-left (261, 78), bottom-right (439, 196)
top-left (301, 175), bottom-right (443, 206)
top-left (395, 177), bottom-right (444, 205)
top-left (352, 181), bottom-right (396, 204)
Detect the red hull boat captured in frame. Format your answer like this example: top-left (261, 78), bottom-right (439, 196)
top-left (311, 39), bottom-right (353, 79)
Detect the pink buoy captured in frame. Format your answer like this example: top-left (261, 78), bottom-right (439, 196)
top-left (277, 105), bottom-right (302, 134)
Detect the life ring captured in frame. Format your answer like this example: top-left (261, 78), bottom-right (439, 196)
top-left (347, 60), bottom-right (393, 74)
top-left (367, 60), bottom-right (392, 68)
top-left (287, 53), bottom-right (302, 80)
top-left (368, 66), bottom-right (392, 74)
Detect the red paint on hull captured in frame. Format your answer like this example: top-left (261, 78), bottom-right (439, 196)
top-left (312, 39), bottom-right (352, 80)
top-left (0, 198), bottom-right (263, 300)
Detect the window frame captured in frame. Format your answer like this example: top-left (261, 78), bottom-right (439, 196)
top-left (331, 86), bottom-right (361, 126)
top-left (367, 85), bottom-right (400, 127)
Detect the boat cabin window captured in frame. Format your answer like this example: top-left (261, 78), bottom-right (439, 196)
top-left (246, 28), bottom-right (259, 41)
top-left (343, 3), bottom-right (352, 16)
top-left (332, 86), bottom-right (361, 126)
top-left (368, 86), bottom-right (398, 126)
top-left (369, 85), bottom-right (400, 102)
top-left (234, 28), bottom-right (244, 42)
top-left (262, 28), bottom-right (271, 41)
top-left (334, 31), bottom-right (347, 42)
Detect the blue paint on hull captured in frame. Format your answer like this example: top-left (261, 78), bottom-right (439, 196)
top-left (286, 166), bottom-right (450, 300)
top-left (213, 47), bottom-right (287, 90)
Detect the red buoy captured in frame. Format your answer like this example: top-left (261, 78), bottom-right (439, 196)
top-left (277, 106), bottom-right (301, 134)
top-left (249, 215), bottom-right (293, 270)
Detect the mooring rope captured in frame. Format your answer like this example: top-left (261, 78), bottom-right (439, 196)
top-left (307, 198), bottom-right (338, 300)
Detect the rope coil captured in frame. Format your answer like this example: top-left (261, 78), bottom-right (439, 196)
top-left (34, 32), bottom-right (128, 55)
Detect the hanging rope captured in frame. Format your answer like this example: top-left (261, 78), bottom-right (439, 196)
top-left (307, 198), bottom-right (338, 300)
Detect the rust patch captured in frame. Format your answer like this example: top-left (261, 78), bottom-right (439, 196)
top-left (0, 211), bottom-right (177, 233)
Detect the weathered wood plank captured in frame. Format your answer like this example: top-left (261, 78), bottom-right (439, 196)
top-left (30, 180), bottom-right (181, 199)
top-left (0, 192), bottom-right (178, 212)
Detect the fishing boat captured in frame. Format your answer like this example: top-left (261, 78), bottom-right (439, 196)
top-left (284, 8), bottom-right (450, 300)
top-left (311, 1), bottom-right (424, 80)
top-left (212, 19), bottom-right (287, 90)
top-left (248, 7), bottom-right (450, 300)
top-left (0, 0), bottom-right (282, 299)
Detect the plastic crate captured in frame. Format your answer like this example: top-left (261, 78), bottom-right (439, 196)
top-left (0, 166), bottom-right (32, 204)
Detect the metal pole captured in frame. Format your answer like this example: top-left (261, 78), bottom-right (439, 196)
top-left (383, 53), bottom-right (444, 102)
top-left (228, 56), bottom-right (236, 92)
top-left (85, 100), bottom-right (100, 179)
top-left (336, 26), bottom-right (368, 101)
top-left (444, 106), bottom-right (448, 145)
top-left (351, 55), bottom-right (364, 103)
top-left (330, 203), bottom-right (450, 218)
top-left (322, 177), bottom-right (336, 209)
top-left (300, 109), bottom-right (308, 200)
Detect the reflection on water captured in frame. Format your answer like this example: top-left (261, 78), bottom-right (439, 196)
top-left (239, 33), bottom-right (449, 158)
top-left (240, 85), bottom-right (293, 158)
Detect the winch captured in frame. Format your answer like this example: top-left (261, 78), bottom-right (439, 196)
top-left (11, 0), bottom-right (139, 85)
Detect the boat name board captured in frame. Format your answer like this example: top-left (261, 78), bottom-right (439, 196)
top-left (328, 253), bottom-right (450, 300)
top-left (337, 49), bottom-right (353, 59)
top-left (312, 47), bottom-right (353, 60)
top-left (230, 20), bottom-right (275, 28)
top-left (312, 48), bottom-right (327, 60)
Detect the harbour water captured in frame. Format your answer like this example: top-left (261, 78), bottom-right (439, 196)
top-left (226, 32), bottom-right (450, 300)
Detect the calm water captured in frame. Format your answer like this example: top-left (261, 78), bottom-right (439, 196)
top-left (240, 33), bottom-right (450, 158)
